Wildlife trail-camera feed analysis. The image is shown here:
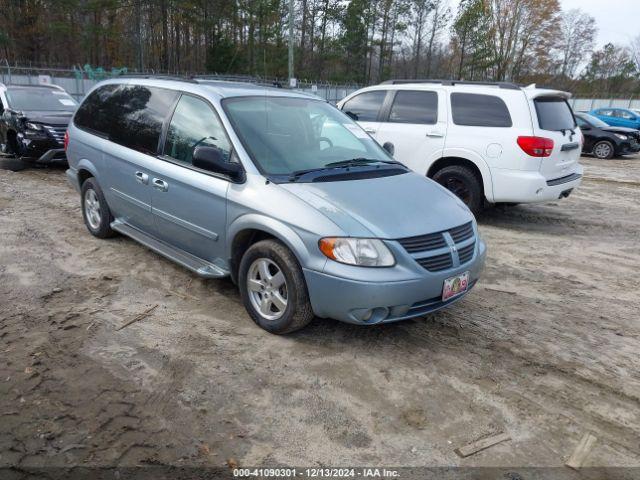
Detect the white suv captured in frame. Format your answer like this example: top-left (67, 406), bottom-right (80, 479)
top-left (337, 80), bottom-right (584, 213)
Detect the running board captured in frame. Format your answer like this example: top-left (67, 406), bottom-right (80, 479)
top-left (111, 220), bottom-right (229, 279)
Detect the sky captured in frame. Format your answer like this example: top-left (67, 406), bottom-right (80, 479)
top-left (447, 0), bottom-right (640, 49)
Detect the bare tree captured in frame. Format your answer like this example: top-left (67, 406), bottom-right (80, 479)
top-left (557, 8), bottom-right (596, 78)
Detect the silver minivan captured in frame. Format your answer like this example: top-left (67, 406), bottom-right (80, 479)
top-left (65, 78), bottom-right (486, 333)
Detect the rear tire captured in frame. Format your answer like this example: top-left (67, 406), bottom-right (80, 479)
top-left (432, 165), bottom-right (483, 214)
top-left (81, 177), bottom-right (116, 238)
top-left (593, 140), bottom-right (614, 159)
top-left (239, 239), bottom-right (314, 334)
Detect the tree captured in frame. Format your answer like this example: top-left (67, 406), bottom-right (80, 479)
top-left (556, 9), bottom-right (596, 78)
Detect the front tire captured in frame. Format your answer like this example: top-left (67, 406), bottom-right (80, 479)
top-left (81, 177), bottom-right (116, 238)
top-left (432, 165), bottom-right (483, 214)
top-left (238, 239), bottom-right (314, 334)
top-left (593, 140), bottom-right (614, 159)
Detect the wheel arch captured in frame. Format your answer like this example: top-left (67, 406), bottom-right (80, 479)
top-left (427, 154), bottom-right (493, 201)
top-left (227, 215), bottom-right (314, 285)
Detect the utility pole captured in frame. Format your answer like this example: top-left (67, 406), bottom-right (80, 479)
top-left (288, 0), bottom-right (295, 86)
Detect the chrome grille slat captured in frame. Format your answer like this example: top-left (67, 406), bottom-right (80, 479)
top-left (449, 222), bottom-right (474, 243)
top-left (43, 125), bottom-right (67, 146)
top-left (416, 252), bottom-right (452, 272)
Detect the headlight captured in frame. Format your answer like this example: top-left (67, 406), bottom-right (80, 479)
top-left (25, 122), bottom-right (42, 131)
top-left (319, 237), bottom-right (395, 267)
top-left (614, 133), bottom-right (628, 140)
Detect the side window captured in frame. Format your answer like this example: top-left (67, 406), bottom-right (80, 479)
top-left (388, 90), bottom-right (438, 124)
top-left (163, 94), bottom-right (232, 166)
top-left (341, 91), bottom-right (386, 122)
top-left (619, 110), bottom-right (634, 119)
top-left (107, 85), bottom-right (178, 155)
top-left (599, 109), bottom-right (613, 117)
top-left (74, 84), bottom-right (119, 135)
top-left (451, 93), bottom-right (512, 127)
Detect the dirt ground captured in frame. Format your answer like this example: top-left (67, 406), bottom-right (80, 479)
top-left (1, 154), bottom-right (639, 474)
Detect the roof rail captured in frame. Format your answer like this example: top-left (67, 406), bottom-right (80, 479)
top-left (114, 73), bottom-right (199, 84)
top-left (379, 79), bottom-right (521, 90)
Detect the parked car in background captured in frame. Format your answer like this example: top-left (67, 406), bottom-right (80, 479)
top-left (0, 83), bottom-right (77, 164)
top-left (575, 112), bottom-right (640, 159)
top-left (65, 78), bottom-right (485, 334)
top-left (337, 80), bottom-right (583, 213)
top-left (589, 107), bottom-right (640, 130)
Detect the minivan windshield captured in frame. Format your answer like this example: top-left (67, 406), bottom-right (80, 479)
top-left (6, 87), bottom-right (78, 112)
top-left (222, 96), bottom-right (397, 180)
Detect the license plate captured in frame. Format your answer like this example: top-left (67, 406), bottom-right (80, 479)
top-left (442, 271), bottom-right (469, 301)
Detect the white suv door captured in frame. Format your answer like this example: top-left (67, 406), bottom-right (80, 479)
top-left (340, 90), bottom-right (387, 137)
top-left (372, 88), bottom-right (446, 175)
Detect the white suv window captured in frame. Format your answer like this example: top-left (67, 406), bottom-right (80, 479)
top-left (342, 91), bottom-right (386, 122)
top-left (388, 91), bottom-right (437, 125)
top-left (451, 93), bottom-right (512, 127)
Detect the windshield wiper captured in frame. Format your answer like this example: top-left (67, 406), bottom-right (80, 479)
top-left (324, 157), bottom-right (398, 167)
top-left (288, 158), bottom-right (402, 182)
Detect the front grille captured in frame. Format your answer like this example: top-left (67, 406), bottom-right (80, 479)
top-left (449, 222), bottom-right (474, 243)
top-left (416, 252), bottom-right (452, 272)
top-left (397, 232), bottom-right (447, 253)
top-left (457, 242), bottom-right (475, 264)
top-left (397, 221), bottom-right (476, 272)
top-left (43, 125), bottom-right (67, 146)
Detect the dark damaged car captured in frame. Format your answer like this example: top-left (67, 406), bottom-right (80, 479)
top-left (0, 84), bottom-right (78, 164)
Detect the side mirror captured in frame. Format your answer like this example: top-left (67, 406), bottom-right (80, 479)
top-left (192, 146), bottom-right (244, 181)
top-left (382, 141), bottom-right (395, 156)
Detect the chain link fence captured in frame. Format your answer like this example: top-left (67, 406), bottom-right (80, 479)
top-left (0, 62), bottom-right (362, 104)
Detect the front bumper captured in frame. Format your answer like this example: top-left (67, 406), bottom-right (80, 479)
top-left (17, 135), bottom-right (67, 163)
top-left (491, 164), bottom-right (583, 203)
top-left (303, 240), bottom-right (486, 324)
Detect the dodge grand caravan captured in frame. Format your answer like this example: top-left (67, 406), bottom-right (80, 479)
top-left (338, 80), bottom-right (584, 213)
top-left (65, 78), bottom-right (486, 333)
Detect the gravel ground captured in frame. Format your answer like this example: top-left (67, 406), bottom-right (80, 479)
top-left (1, 154), bottom-right (639, 474)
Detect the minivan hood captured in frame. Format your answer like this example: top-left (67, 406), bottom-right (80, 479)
top-left (19, 111), bottom-right (73, 125)
top-left (279, 172), bottom-right (473, 239)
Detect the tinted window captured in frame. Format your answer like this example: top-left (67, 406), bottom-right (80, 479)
top-left (451, 93), bottom-right (512, 127)
top-left (598, 109), bottom-right (613, 116)
top-left (75, 84), bottom-right (178, 155)
top-left (535, 97), bottom-right (576, 131)
top-left (74, 84), bottom-right (118, 135)
top-left (6, 87), bottom-right (77, 112)
top-left (617, 110), bottom-right (635, 119)
top-left (388, 91), bottom-right (437, 124)
top-left (341, 91), bottom-right (386, 122)
top-left (164, 95), bottom-right (231, 166)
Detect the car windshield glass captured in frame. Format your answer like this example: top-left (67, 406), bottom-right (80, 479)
top-left (534, 97), bottom-right (576, 131)
top-left (6, 87), bottom-right (78, 112)
top-left (580, 113), bottom-right (608, 128)
top-left (222, 96), bottom-right (394, 176)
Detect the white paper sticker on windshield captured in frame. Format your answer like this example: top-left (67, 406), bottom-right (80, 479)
top-left (344, 123), bottom-right (369, 139)
top-left (59, 99), bottom-right (76, 106)
top-left (52, 91), bottom-right (66, 95)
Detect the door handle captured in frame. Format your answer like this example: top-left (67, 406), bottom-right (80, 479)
top-left (364, 128), bottom-right (377, 134)
top-left (426, 131), bottom-right (444, 138)
top-left (152, 178), bottom-right (169, 192)
top-left (135, 171), bottom-right (149, 184)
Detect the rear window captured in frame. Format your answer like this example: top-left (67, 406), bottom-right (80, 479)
top-left (341, 91), bottom-right (386, 122)
top-left (535, 97), bottom-right (576, 131)
top-left (451, 93), bottom-right (512, 127)
top-left (388, 90), bottom-right (437, 124)
top-left (74, 84), bottom-right (178, 155)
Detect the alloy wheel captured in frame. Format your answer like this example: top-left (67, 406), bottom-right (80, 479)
top-left (247, 258), bottom-right (288, 321)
